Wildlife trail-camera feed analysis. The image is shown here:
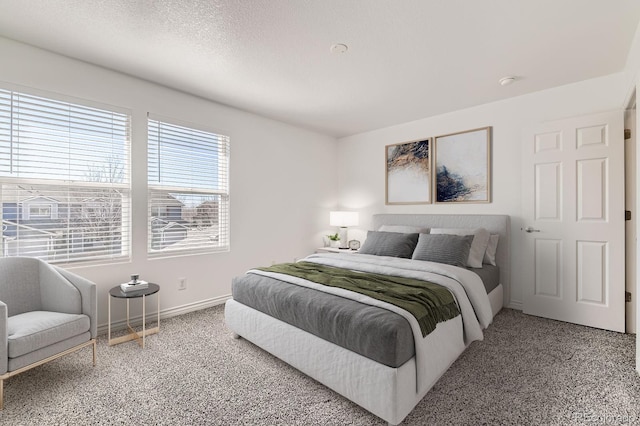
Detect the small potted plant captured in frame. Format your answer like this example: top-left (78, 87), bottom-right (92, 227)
top-left (327, 233), bottom-right (340, 248)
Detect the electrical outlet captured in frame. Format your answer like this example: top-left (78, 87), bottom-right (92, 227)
top-left (178, 277), bottom-right (187, 291)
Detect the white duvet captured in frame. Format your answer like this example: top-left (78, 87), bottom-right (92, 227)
top-left (249, 252), bottom-right (493, 394)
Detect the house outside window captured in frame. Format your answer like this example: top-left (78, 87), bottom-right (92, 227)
top-left (0, 87), bottom-right (131, 264)
top-left (147, 115), bottom-right (229, 257)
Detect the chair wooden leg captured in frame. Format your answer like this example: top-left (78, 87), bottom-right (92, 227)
top-left (0, 378), bottom-right (4, 410)
top-left (92, 340), bottom-right (97, 366)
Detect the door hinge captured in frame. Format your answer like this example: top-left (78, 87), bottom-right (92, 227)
top-left (626, 210), bottom-right (632, 221)
top-left (626, 291), bottom-right (632, 303)
top-left (625, 129), bottom-right (631, 140)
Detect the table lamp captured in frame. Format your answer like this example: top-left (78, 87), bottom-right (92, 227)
top-left (329, 211), bottom-right (359, 249)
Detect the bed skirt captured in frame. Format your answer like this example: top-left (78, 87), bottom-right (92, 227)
top-left (225, 299), bottom-right (466, 425)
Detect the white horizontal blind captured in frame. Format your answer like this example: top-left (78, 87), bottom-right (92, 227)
top-left (147, 115), bottom-right (229, 257)
top-left (0, 88), bottom-right (131, 264)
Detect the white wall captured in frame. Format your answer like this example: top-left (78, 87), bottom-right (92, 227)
top-left (0, 37), bottom-right (338, 326)
top-left (337, 73), bottom-right (629, 309)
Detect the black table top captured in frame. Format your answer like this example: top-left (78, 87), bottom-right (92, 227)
top-left (109, 283), bottom-right (160, 299)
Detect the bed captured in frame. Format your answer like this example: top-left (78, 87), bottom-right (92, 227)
top-left (225, 214), bottom-right (510, 425)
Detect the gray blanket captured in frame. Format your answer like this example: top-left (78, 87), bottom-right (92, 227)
top-left (232, 273), bottom-right (415, 367)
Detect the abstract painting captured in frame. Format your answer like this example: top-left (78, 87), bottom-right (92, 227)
top-left (434, 127), bottom-right (491, 203)
top-left (386, 138), bottom-right (431, 204)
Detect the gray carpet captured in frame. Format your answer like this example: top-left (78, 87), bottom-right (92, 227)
top-left (0, 306), bottom-right (637, 425)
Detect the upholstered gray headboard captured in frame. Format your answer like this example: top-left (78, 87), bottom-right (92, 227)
top-left (372, 214), bottom-right (510, 293)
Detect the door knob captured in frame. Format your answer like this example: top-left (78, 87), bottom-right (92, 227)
top-left (524, 227), bottom-right (541, 233)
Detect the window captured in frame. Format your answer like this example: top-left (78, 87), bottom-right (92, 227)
top-left (28, 204), bottom-right (53, 219)
top-left (0, 87), bottom-right (131, 264)
top-left (147, 115), bottom-right (229, 257)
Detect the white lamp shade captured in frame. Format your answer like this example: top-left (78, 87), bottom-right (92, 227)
top-left (329, 211), bottom-right (359, 227)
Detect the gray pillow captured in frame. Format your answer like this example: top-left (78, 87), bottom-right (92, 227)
top-left (411, 234), bottom-right (473, 267)
top-left (359, 231), bottom-right (419, 258)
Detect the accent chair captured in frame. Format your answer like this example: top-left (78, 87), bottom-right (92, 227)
top-left (0, 257), bottom-right (97, 409)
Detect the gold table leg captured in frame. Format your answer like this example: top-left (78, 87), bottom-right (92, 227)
top-left (108, 292), bottom-right (159, 347)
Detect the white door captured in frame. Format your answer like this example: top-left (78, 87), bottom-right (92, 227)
top-left (522, 110), bottom-right (625, 332)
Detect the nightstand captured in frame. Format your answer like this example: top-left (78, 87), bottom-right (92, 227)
top-left (316, 247), bottom-right (359, 254)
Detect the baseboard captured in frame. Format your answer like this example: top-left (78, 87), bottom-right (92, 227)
top-left (160, 294), bottom-right (232, 320)
top-left (507, 300), bottom-right (523, 310)
top-left (98, 294), bottom-right (231, 335)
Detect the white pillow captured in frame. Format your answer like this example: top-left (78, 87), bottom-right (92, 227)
top-left (378, 225), bottom-right (428, 234)
top-left (430, 227), bottom-right (490, 268)
top-left (483, 234), bottom-right (499, 266)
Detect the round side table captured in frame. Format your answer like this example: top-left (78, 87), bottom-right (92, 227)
top-left (108, 283), bottom-right (160, 349)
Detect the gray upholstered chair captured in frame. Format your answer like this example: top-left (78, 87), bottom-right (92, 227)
top-left (0, 257), bottom-right (97, 409)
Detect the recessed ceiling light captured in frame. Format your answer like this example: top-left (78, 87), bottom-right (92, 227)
top-left (330, 43), bottom-right (348, 54)
top-left (499, 76), bottom-right (517, 86)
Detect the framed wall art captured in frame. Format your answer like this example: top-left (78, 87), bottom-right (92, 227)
top-left (433, 127), bottom-right (491, 203)
top-left (385, 138), bottom-right (431, 205)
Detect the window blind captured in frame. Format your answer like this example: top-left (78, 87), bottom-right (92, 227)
top-left (0, 88), bottom-right (131, 264)
top-left (147, 115), bottom-right (229, 257)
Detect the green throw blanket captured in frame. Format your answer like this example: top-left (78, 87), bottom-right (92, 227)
top-left (258, 261), bottom-right (460, 337)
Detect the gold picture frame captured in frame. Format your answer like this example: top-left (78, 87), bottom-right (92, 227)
top-left (385, 138), bottom-right (432, 205)
top-left (433, 127), bottom-right (491, 203)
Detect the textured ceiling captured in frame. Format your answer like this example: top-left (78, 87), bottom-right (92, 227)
top-left (0, 0), bottom-right (639, 137)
